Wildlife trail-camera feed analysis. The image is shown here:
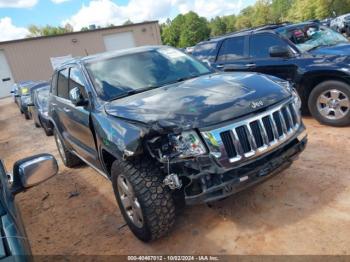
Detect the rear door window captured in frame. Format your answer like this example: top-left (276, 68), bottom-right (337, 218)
top-left (250, 34), bottom-right (290, 58)
top-left (57, 68), bottom-right (69, 99)
top-left (217, 36), bottom-right (246, 62)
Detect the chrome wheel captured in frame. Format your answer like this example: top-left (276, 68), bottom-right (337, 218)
top-left (55, 133), bottom-right (67, 163)
top-left (117, 175), bottom-right (144, 228)
top-left (317, 89), bottom-right (350, 120)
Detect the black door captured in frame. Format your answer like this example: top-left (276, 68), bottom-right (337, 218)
top-left (212, 36), bottom-right (253, 71)
top-left (247, 33), bottom-right (299, 82)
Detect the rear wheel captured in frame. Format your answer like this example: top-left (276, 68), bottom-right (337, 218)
top-left (308, 80), bottom-right (350, 126)
top-left (54, 129), bottom-right (82, 167)
top-left (111, 159), bottom-right (176, 242)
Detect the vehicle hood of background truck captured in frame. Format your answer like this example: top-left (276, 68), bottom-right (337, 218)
top-left (309, 43), bottom-right (350, 56)
top-left (105, 73), bottom-right (291, 130)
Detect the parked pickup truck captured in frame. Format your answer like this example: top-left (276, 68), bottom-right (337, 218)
top-left (47, 46), bottom-right (307, 242)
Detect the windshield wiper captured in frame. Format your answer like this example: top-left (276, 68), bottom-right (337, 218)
top-left (308, 44), bottom-right (332, 52)
top-left (108, 86), bottom-right (159, 101)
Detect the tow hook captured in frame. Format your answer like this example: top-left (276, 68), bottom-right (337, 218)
top-left (163, 174), bottom-right (182, 190)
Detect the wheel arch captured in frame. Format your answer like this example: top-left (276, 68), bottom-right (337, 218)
top-left (298, 71), bottom-right (350, 114)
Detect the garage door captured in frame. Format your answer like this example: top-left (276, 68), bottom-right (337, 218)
top-left (0, 50), bottom-right (14, 98)
top-left (103, 32), bottom-right (136, 51)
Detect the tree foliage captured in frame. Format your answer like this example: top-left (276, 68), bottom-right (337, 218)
top-left (161, 0), bottom-right (350, 47)
top-left (27, 23), bottom-right (73, 37)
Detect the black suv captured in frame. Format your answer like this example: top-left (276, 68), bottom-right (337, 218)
top-left (192, 23), bottom-right (350, 126)
top-left (48, 46), bottom-right (307, 241)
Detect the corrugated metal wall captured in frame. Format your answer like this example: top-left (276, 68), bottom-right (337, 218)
top-left (0, 21), bottom-right (161, 83)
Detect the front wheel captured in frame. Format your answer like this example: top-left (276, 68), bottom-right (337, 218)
top-left (308, 80), bottom-right (350, 126)
top-left (111, 159), bottom-right (176, 242)
top-left (54, 129), bottom-right (82, 167)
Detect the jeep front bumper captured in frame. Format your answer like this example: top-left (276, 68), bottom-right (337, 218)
top-left (184, 130), bottom-right (307, 205)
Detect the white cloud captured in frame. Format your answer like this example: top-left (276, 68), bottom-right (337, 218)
top-left (51, 0), bottom-right (70, 4)
top-left (0, 17), bottom-right (29, 41)
top-left (0, 0), bottom-right (38, 8)
top-left (64, 0), bottom-right (249, 30)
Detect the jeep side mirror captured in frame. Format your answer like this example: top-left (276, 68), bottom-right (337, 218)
top-left (11, 154), bottom-right (58, 195)
top-left (69, 87), bottom-right (88, 107)
top-left (269, 45), bottom-right (291, 58)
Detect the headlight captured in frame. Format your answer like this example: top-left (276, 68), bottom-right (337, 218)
top-left (291, 88), bottom-right (302, 109)
top-left (169, 131), bottom-right (207, 158)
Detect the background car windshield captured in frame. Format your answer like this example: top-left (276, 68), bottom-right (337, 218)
top-left (37, 88), bottom-right (50, 108)
top-left (279, 26), bottom-right (348, 52)
top-left (85, 48), bottom-right (211, 101)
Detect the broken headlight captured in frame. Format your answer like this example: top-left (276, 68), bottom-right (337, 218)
top-left (169, 131), bottom-right (207, 158)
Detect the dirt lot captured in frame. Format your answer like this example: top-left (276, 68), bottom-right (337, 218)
top-left (0, 97), bottom-right (349, 255)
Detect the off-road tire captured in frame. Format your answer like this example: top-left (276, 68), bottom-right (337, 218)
top-left (35, 121), bottom-right (41, 128)
top-left (54, 129), bottom-right (82, 167)
top-left (111, 158), bottom-right (176, 242)
top-left (24, 111), bottom-right (30, 120)
top-left (308, 80), bottom-right (350, 127)
top-left (40, 117), bottom-right (53, 136)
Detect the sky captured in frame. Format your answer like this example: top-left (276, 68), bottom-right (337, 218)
top-left (0, 0), bottom-right (257, 41)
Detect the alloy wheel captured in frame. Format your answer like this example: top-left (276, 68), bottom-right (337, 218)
top-left (117, 175), bottom-right (144, 228)
top-left (317, 89), bottom-right (350, 120)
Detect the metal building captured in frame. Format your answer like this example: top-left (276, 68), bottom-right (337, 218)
top-left (0, 21), bottom-right (161, 98)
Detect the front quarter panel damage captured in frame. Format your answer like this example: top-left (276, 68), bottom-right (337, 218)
top-left (92, 113), bottom-right (150, 159)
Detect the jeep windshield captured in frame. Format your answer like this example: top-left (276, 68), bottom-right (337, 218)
top-left (278, 25), bottom-right (348, 52)
top-left (85, 47), bottom-right (212, 101)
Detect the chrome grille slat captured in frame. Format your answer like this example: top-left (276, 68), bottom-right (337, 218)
top-left (201, 99), bottom-right (301, 168)
top-left (258, 119), bottom-right (269, 145)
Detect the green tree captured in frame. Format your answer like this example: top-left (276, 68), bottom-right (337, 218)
top-left (27, 23), bottom-right (73, 37)
top-left (123, 20), bottom-right (133, 25)
top-left (209, 16), bottom-right (227, 37)
top-left (178, 12), bottom-right (210, 47)
top-left (235, 6), bottom-right (254, 30)
top-left (161, 15), bottom-right (185, 46)
top-left (222, 15), bottom-right (236, 33)
top-left (271, 0), bottom-right (293, 23)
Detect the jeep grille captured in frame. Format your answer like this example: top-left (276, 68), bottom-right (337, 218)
top-left (201, 99), bottom-right (301, 168)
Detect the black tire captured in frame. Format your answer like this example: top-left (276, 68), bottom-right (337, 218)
top-left (111, 158), bottom-right (176, 242)
top-left (40, 117), bottom-right (53, 136)
top-left (35, 121), bottom-right (41, 128)
top-left (24, 111), bottom-right (30, 120)
top-left (54, 129), bottom-right (82, 167)
top-left (308, 80), bottom-right (350, 126)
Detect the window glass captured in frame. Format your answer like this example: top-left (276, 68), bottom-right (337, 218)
top-left (217, 37), bottom-right (245, 62)
top-left (51, 73), bottom-right (58, 96)
top-left (250, 34), bottom-right (288, 58)
top-left (85, 47), bottom-right (211, 101)
top-left (57, 68), bottom-right (69, 99)
top-left (69, 67), bottom-right (87, 98)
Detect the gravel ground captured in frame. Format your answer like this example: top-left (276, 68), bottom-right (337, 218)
top-left (0, 97), bottom-right (349, 255)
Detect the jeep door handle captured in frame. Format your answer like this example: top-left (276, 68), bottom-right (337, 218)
top-left (245, 63), bottom-right (256, 68)
top-left (63, 107), bottom-right (71, 113)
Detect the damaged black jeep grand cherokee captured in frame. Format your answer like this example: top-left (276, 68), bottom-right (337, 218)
top-left (48, 46), bottom-right (307, 242)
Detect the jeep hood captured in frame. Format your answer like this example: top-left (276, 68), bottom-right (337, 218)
top-left (105, 72), bottom-right (291, 130)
